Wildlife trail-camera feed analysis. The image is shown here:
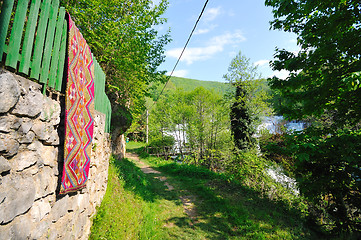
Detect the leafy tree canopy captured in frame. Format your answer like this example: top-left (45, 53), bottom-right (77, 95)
top-left (265, 0), bottom-right (361, 126)
top-left (224, 51), bottom-right (272, 150)
top-left (265, 1), bottom-right (361, 232)
top-left (61, 0), bottom-right (171, 129)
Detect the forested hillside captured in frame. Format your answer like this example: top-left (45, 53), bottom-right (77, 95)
top-left (170, 76), bottom-right (232, 94)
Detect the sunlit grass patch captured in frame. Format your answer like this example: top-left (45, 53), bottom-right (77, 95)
top-left (91, 148), bottom-right (320, 239)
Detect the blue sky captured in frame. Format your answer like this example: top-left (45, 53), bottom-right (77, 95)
top-left (157, 0), bottom-right (299, 82)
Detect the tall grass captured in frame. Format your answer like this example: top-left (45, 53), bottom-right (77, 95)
top-left (90, 147), bottom-right (323, 239)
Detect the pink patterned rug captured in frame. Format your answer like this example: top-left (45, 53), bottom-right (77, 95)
top-left (60, 15), bottom-right (95, 194)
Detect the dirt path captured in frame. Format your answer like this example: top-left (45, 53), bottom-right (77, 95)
top-left (125, 152), bottom-right (197, 222)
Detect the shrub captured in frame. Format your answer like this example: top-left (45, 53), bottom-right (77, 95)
top-left (148, 135), bottom-right (175, 154)
top-left (285, 128), bottom-right (361, 233)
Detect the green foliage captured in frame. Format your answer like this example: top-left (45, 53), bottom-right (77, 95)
top-left (260, 132), bottom-right (296, 176)
top-left (230, 86), bottom-right (254, 150)
top-left (284, 128), bottom-right (361, 233)
top-left (61, 0), bottom-right (171, 129)
top-left (265, 0), bottom-right (361, 234)
top-left (265, 0), bottom-right (361, 125)
top-left (149, 87), bottom-right (233, 160)
top-left (148, 135), bottom-right (175, 154)
top-left (224, 51), bottom-right (272, 151)
top-left (169, 76), bottom-right (232, 95)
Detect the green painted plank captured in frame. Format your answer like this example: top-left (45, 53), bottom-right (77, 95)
top-left (55, 19), bottom-right (67, 92)
top-left (19, 0), bottom-right (41, 75)
top-left (93, 57), bottom-right (100, 110)
top-left (48, 6), bottom-right (65, 88)
top-left (106, 96), bottom-right (111, 132)
top-left (0, 0), bottom-right (15, 61)
top-left (30, 0), bottom-right (51, 80)
top-left (39, 0), bottom-right (59, 85)
top-left (5, 0), bottom-right (28, 68)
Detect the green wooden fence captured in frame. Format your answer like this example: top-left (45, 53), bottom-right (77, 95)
top-left (93, 57), bottom-right (112, 133)
top-left (0, 0), bottom-right (111, 132)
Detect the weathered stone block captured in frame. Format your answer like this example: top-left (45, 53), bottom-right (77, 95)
top-left (34, 167), bottom-right (57, 199)
top-left (41, 97), bottom-right (61, 125)
top-left (18, 118), bottom-right (33, 134)
top-left (27, 140), bottom-right (42, 151)
top-left (32, 121), bottom-right (54, 141)
top-left (0, 176), bottom-right (36, 224)
top-left (50, 195), bottom-right (69, 222)
top-left (28, 143), bottom-right (58, 169)
top-left (42, 145), bottom-right (58, 167)
top-left (0, 114), bottom-right (16, 133)
top-left (31, 218), bottom-right (51, 239)
top-left (10, 150), bottom-right (40, 172)
top-left (30, 198), bottom-right (52, 222)
top-left (0, 223), bottom-right (12, 240)
top-left (2, 214), bottom-right (34, 240)
top-left (0, 72), bottom-right (20, 113)
top-left (0, 133), bottom-right (19, 157)
top-left (43, 129), bottom-right (60, 146)
top-left (19, 131), bottom-right (35, 143)
top-left (0, 156), bottom-right (11, 174)
top-left (11, 91), bottom-right (43, 118)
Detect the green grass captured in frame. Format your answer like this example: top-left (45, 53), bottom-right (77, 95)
top-left (126, 141), bottom-right (146, 150)
top-left (90, 145), bottom-right (324, 239)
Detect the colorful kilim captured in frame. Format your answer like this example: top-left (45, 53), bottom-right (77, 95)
top-left (60, 15), bottom-right (95, 194)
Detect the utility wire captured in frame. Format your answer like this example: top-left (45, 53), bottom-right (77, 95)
top-left (145, 0), bottom-right (210, 115)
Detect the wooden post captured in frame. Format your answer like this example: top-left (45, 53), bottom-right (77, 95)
top-left (146, 109), bottom-right (149, 144)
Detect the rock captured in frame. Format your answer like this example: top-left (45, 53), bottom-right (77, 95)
top-left (32, 121), bottom-right (53, 141)
top-left (31, 219), bottom-right (51, 239)
top-left (41, 145), bottom-right (58, 167)
top-left (0, 156), bottom-right (11, 174)
top-left (0, 114), bottom-right (16, 133)
top-left (0, 175), bottom-right (36, 224)
top-left (0, 223), bottom-right (12, 240)
top-left (2, 214), bottom-right (33, 240)
top-left (19, 131), bottom-right (35, 143)
top-left (0, 133), bottom-right (19, 157)
top-left (73, 213), bottom-right (87, 239)
top-left (50, 195), bottom-right (69, 222)
top-left (28, 143), bottom-right (57, 168)
top-left (18, 118), bottom-right (33, 134)
top-left (27, 140), bottom-right (42, 151)
top-left (41, 97), bottom-right (61, 125)
top-left (11, 80), bottom-right (43, 117)
top-left (10, 117), bottom-right (21, 130)
top-left (10, 150), bottom-right (40, 172)
top-left (0, 72), bottom-right (20, 113)
top-left (44, 129), bottom-right (60, 146)
top-left (34, 167), bottom-right (57, 199)
top-left (30, 198), bottom-right (52, 222)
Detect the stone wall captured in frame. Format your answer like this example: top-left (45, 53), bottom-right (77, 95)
top-left (0, 70), bottom-right (111, 239)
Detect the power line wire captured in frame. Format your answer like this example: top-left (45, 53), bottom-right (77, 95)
top-left (146, 0), bottom-right (210, 114)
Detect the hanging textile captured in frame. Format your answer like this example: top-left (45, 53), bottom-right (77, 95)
top-left (60, 15), bottom-right (95, 194)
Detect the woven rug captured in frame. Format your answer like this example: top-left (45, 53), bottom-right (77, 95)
top-left (60, 15), bottom-right (95, 194)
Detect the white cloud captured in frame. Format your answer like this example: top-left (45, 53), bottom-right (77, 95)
top-left (166, 31), bottom-right (246, 65)
top-left (254, 60), bottom-right (269, 67)
top-left (203, 7), bottom-right (221, 22)
top-left (194, 24), bottom-right (217, 35)
top-left (194, 28), bottom-right (211, 35)
top-left (167, 69), bottom-right (188, 78)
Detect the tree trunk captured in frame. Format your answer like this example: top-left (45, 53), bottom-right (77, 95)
top-left (112, 127), bottom-right (126, 159)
